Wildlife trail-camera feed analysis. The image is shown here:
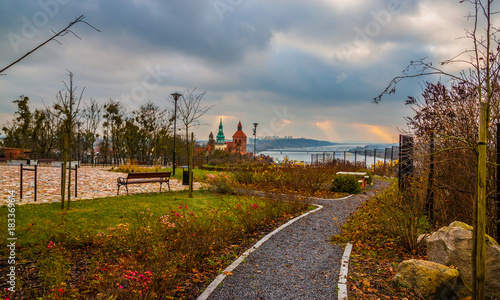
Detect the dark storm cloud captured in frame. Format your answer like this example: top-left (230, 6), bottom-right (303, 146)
top-left (0, 0), bottom-right (473, 141)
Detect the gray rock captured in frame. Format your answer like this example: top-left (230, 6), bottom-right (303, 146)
top-left (394, 259), bottom-right (459, 299)
top-left (426, 221), bottom-right (500, 298)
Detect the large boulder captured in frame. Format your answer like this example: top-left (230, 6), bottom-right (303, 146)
top-left (426, 221), bottom-right (500, 298)
top-left (395, 259), bottom-right (459, 299)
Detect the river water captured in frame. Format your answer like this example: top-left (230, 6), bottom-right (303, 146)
top-left (258, 144), bottom-right (397, 166)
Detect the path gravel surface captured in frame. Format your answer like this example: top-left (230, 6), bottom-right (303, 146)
top-left (204, 179), bottom-right (390, 300)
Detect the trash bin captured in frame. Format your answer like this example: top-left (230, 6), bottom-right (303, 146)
top-left (182, 166), bottom-right (189, 186)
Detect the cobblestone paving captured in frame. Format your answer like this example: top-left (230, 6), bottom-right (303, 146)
top-left (0, 165), bottom-right (202, 205)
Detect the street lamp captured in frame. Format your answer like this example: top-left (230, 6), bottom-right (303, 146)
top-left (77, 121), bottom-right (82, 165)
top-left (253, 123), bottom-right (258, 161)
top-left (171, 92), bottom-right (182, 175)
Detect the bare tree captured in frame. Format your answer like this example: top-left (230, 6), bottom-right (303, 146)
top-left (53, 71), bottom-right (84, 209)
top-left (0, 15), bottom-right (100, 75)
top-left (173, 88), bottom-right (214, 155)
top-left (82, 98), bottom-right (102, 164)
top-left (375, 1), bottom-right (499, 297)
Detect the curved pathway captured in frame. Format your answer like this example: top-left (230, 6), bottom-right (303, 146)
top-left (200, 179), bottom-right (390, 300)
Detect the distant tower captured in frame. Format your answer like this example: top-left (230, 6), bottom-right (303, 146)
top-left (232, 121), bottom-right (247, 154)
top-left (207, 132), bottom-right (215, 152)
top-left (216, 118), bottom-right (225, 144)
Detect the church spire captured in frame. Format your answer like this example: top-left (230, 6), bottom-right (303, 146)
top-left (216, 118), bottom-right (225, 144)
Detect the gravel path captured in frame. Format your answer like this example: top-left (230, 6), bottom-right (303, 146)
top-left (204, 179), bottom-right (390, 300)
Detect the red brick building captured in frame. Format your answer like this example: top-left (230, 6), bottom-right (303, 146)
top-left (231, 121), bottom-right (247, 154)
top-left (207, 120), bottom-right (247, 154)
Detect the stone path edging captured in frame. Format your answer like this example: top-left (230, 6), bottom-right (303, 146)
top-left (337, 242), bottom-right (353, 299)
top-left (197, 203), bottom-right (325, 300)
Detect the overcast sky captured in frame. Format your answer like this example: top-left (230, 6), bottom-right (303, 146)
top-left (0, 0), bottom-right (487, 143)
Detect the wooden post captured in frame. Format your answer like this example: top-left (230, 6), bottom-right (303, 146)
top-left (474, 102), bottom-right (487, 299)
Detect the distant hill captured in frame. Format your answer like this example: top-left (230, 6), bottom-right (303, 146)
top-left (249, 138), bottom-right (335, 152)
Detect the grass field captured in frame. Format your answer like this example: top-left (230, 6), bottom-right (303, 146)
top-left (0, 189), bottom-right (310, 299)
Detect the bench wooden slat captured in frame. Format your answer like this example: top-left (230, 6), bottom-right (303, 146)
top-left (127, 172), bottom-right (171, 179)
top-left (125, 179), bottom-right (170, 184)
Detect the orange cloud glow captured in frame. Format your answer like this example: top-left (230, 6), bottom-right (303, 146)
top-left (351, 124), bottom-right (396, 143)
top-left (315, 121), bottom-right (343, 141)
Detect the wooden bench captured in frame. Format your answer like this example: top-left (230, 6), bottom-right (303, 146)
top-left (336, 172), bottom-right (369, 188)
top-left (117, 172), bottom-right (171, 195)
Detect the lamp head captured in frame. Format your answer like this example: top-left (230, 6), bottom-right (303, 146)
top-left (171, 92), bottom-right (182, 101)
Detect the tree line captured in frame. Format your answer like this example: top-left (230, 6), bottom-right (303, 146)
top-left (1, 74), bottom-right (210, 165)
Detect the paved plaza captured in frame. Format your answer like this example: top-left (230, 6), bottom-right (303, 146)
top-left (0, 165), bottom-right (201, 205)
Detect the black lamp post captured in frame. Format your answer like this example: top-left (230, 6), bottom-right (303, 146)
top-left (77, 121), bottom-right (82, 165)
top-left (171, 92), bottom-right (182, 175)
top-left (253, 123), bottom-right (258, 161)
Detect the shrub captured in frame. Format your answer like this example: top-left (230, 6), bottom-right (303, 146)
top-left (331, 174), bottom-right (361, 194)
top-left (112, 163), bottom-right (160, 173)
top-left (206, 172), bottom-right (235, 194)
top-left (333, 181), bottom-right (430, 251)
top-left (370, 159), bottom-right (398, 177)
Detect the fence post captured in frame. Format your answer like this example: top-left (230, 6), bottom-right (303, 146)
top-left (75, 165), bottom-right (78, 198)
top-left (20, 164), bottom-right (23, 200)
top-left (398, 135), bottom-right (414, 192)
top-left (426, 132), bottom-right (435, 221)
top-left (364, 150), bottom-right (367, 168)
top-left (354, 151), bottom-right (357, 164)
top-left (34, 165), bottom-right (37, 202)
top-left (373, 149), bottom-right (377, 171)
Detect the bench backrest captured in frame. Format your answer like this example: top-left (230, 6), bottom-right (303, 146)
top-left (127, 172), bottom-right (171, 179)
top-left (336, 172), bottom-right (367, 177)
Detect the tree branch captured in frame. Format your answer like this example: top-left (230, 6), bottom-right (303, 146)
top-left (0, 15), bottom-right (101, 75)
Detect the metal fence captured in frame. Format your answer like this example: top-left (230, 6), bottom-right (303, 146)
top-left (310, 147), bottom-right (399, 167)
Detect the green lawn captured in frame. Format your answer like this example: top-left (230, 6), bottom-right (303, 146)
top-left (0, 189), bottom-right (309, 299)
top-left (1, 190), bottom-right (254, 248)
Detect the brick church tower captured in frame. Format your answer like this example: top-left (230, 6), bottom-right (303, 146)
top-left (232, 121), bottom-right (247, 154)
